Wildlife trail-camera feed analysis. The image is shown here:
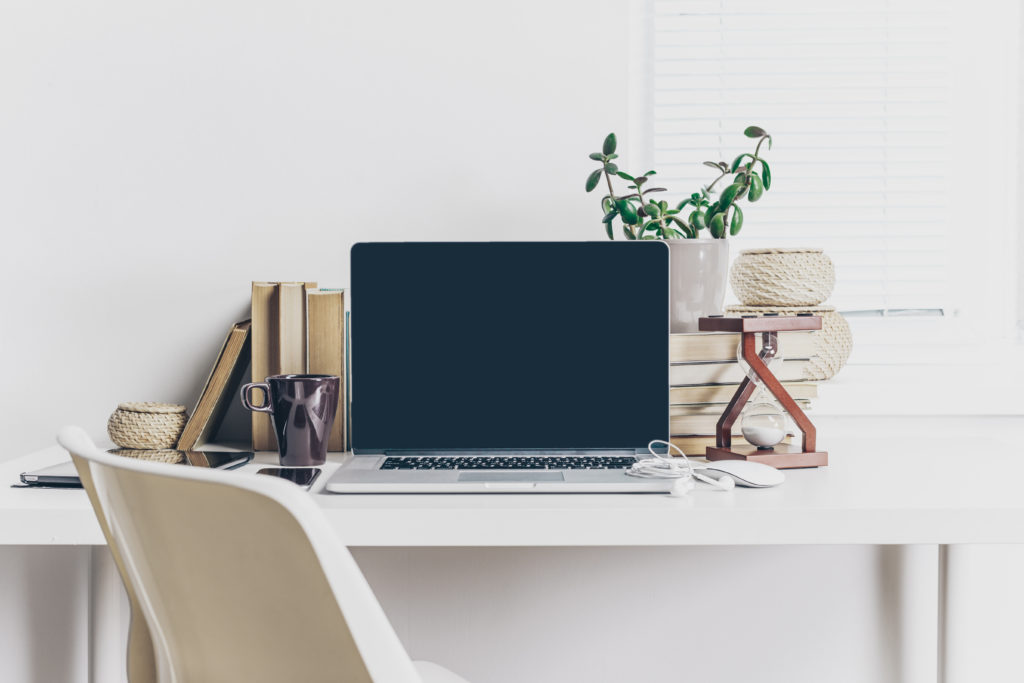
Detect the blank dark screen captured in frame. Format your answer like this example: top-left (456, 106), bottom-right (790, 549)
top-left (351, 242), bottom-right (668, 451)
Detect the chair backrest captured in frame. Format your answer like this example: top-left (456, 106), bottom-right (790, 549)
top-left (58, 426), bottom-right (420, 683)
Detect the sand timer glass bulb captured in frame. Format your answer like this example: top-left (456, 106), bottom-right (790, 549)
top-left (736, 331), bottom-right (787, 449)
top-left (741, 401), bottom-right (787, 449)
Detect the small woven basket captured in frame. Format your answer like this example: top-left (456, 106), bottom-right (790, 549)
top-left (107, 402), bottom-right (188, 450)
top-left (731, 248), bottom-right (835, 307)
top-left (726, 305), bottom-right (853, 380)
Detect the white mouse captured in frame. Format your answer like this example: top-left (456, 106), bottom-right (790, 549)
top-left (695, 460), bottom-right (785, 488)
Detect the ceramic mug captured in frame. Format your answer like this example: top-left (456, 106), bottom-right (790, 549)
top-left (240, 374), bottom-right (340, 466)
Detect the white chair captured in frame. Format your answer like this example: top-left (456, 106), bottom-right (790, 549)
top-left (58, 426), bottom-right (469, 683)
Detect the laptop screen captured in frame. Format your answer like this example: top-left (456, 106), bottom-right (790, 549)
top-left (350, 242), bottom-right (668, 452)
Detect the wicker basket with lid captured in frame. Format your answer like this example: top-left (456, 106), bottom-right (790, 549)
top-left (730, 248), bottom-right (835, 307)
top-left (107, 402), bottom-right (188, 450)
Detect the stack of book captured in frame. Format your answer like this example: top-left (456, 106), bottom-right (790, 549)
top-left (668, 330), bottom-right (818, 455)
top-left (177, 282), bottom-right (347, 453)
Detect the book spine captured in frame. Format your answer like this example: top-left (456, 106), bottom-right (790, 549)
top-left (278, 283), bottom-right (312, 375)
top-left (251, 283), bottom-right (280, 451)
top-left (307, 289), bottom-right (345, 451)
top-left (345, 309), bottom-right (351, 452)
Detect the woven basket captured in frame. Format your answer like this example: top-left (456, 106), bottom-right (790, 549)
top-left (108, 449), bottom-right (186, 464)
top-left (730, 248), bottom-right (835, 307)
top-left (725, 305), bottom-right (852, 380)
top-left (107, 402), bottom-right (188, 450)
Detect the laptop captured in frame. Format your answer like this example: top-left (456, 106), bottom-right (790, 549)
top-left (325, 241), bottom-right (671, 493)
top-left (19, 450), bottom-right (255, 488)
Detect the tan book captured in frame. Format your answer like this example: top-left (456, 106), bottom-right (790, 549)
top-left (669, 382), bottom-right (817, 404)
top-left (670, 330), bottom-right (815, 363)
top-left (307, 288), bottom-right (346, 452)
top-left (670, 400), bottom-right (810, 417)
top-left (278, 282), bottom-right (316, 375)
top-left (671, 434), bottom-right (793, 455)
top-left (251, 282), bottom-right (280, 451)
top-left (670, 359), bottom-right (811, 386)
top-left (669, 405), bottom-right (807, 436)
top-left (177, 320), bottom-right (252, 451)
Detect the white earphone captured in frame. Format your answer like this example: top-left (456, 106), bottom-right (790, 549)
top-left (627, 440), bottom-right (735, 495)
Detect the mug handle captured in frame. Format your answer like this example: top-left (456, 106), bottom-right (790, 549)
top-left (240, 383), bottom-right (273, 413)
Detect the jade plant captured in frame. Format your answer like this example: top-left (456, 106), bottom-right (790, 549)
top-left (585, 126), bottom-right (773, 240)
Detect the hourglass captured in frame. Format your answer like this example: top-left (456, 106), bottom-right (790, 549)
top-left (698, 314), bottom-right (828, 469)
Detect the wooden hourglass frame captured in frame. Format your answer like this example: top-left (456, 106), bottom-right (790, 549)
top-left (698, 314), bottom-right (828, 469)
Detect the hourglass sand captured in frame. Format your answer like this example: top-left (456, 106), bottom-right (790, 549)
top-left (698, 314), bottom-right (828, 469)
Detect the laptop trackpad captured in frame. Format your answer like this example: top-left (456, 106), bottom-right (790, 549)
top-left (458, 471), bottom-right (565, 483)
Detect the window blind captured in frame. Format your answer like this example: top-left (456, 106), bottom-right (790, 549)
top-left (651, 0), bottom-right (954, 313)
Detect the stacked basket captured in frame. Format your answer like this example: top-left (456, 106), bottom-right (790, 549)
top-left (728, 248), bottom-right (852, 380)
top-left (107, 402), bottom-right (189, 461)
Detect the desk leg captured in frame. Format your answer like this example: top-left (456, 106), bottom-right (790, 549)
top-left (937, 544), bottom-right (952, 683)
top-left (89, 546), bottom-right (126, 683)
top-left (938, 544), bottom-right (1024, 683)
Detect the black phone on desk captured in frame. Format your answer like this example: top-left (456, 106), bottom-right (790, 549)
top-left (18, 450), bottom-right (255, 488)
top-left (257, 467), bottom-right (322, 489)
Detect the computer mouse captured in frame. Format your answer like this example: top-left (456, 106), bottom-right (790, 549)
top-left (696, 460), bottom-right (785, 488)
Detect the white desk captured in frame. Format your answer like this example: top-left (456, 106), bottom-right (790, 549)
top-left (3, 418), bottom-right (1023, 683)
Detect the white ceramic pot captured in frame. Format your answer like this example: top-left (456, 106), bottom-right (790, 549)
top-left (665, 239), bottom-right (730, 333)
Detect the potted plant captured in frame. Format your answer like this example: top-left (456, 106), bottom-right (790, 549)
top-left (585, 126), bottom-right (773, 332)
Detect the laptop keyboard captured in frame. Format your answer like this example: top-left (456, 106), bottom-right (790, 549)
top-left (379, 455), bottom-right (639, 470)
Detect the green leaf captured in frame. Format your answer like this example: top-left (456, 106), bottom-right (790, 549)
top-left (589, 152), bottom-right (605, 161)
top-left (730, 205), bottom-right (744, 235)
top-left (644, 187), bottom-right (667, 193)
top-left (585, 169), bottom-right (602, 192)
top-left (730, 154), bottom-right (748, 173)
top-left (645, 203), bottom-right (661, 218)
top-left (709, 213), bottom-right (726, 238)
top-left (620, 201), bottom-right (639, 225)
top-left (616, 171), bottom-right (636, 182)
top-left (606, 153), bottom-right (619, 160)
top-left (622, 224), bottom-right (635, 240)
top-left (644, 170), bottom-right (657, 176)
top-left (767, 136), bottom-right (773, 150)
top-left (761, 161), bottom-right (772, 190)
top-left (604, 163), bottom-right (619, 174)
top-left (601, 196), bottom-right (613, 213)
top-left (748, 174), bottom-right (764, 202)
top-left (703, 161), bottom-right (722, 170)
top-left (705, 204), bottom-right (718, 228)
top-left (676, 198), bottom-right (693, 211)
top-left (634, 175), bottom-right (648, 186)
top-left (733, 179), bottom-right (748, 200)
top-left (603, 133), bottom-right (617, 155)
top-left (605, 221), bottom-right (614, 240)
top-left (719, 183), bottom-right (743, 208)
top-left (689, 211), bottom-right (706, 231)
top-left (691, 192), bottom-right (701, 201)
top-left (744, 125), bottom-right (768, 139)
top-left (602, 210), bottom-right (618, 223)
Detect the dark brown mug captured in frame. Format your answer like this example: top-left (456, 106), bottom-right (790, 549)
top-left (240, 374), bottom-right (340, 466)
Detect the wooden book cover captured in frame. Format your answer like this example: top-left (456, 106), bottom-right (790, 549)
top-left (177, 320), bottom-right (252, 451)
top-left (669, 382), bottom-right (817, 405)
top-left (307, 288), bottom-right (346, 451)
top-left (251, 282), bottom-right (279, 451)
top-left (278, 282), bottom-right (316, 375)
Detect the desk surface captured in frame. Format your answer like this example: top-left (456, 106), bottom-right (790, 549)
top-left (4, 417), bottom-right (1023, 547)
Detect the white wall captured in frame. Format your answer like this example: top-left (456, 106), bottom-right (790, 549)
top-left (1, 0), bottom-right (628, 455)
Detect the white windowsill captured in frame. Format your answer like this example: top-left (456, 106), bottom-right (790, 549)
top-left (813, 363), bottom-right (1024, 417)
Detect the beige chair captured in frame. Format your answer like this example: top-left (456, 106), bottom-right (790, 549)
top-left (58, 426), bottom-right (469, 683)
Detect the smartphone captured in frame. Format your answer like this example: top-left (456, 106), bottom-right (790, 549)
top-left (256, 467), bottom-right (322, 490)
